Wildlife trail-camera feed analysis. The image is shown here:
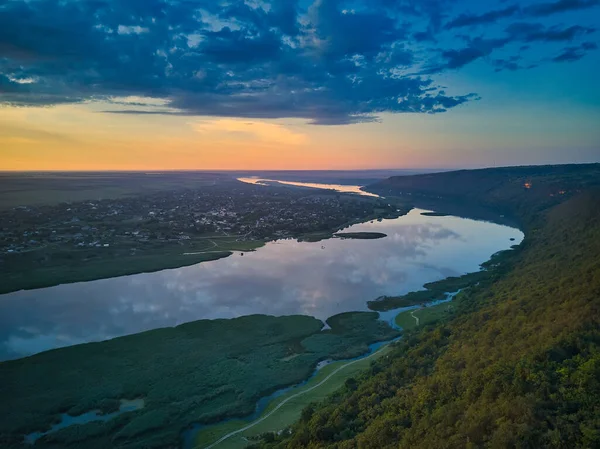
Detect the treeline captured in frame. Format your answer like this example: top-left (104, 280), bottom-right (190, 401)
top-left (253, 169), bottom-right (600, 448)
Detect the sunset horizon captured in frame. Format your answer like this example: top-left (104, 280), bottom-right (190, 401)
top-left (2, 0), bottom-right (598, 171)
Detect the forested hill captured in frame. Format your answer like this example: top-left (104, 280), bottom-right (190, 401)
top-left (367, 163), bottom-right (600, 228)
top-left (255, 165), bottom-right (600, 449)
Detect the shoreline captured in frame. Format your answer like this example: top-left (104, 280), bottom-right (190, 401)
top-left (187, 232), bottom-right (524, 448)
top-left (0, 205), bottom-right (408, 296)
top-left (0, 209), bottom-right (525, 449)
top-left (191, 340), bottom-right (400, 449)
top-left (187, 285), bottom-right (479, 449)
top-left (1, 207), bottom-right (522, 363)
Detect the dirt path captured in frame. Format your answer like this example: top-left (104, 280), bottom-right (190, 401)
top-left (410, 310), bottom-right (420, 326)
top-left (183, 239), bottom-right (220, 255)
top-left (200, 347), bottom-right (387, 449)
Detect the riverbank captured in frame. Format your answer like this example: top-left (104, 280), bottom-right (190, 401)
top-left (0, 204), bottom-right (523, 448)
top-left (186, 245), bottom-right (524, 448)
top-left (0, 199), bottom-right (407, 295)
top-left (395, 302), bottom-right (452, 330)
top-left (252, 166), bottom-right (600, 449)
top-left (0, 247), bottom-right (237, 296)
top-left (366, 246), bottom-right (518, 313)
top-left (0, 235), bottom-right (266, 295)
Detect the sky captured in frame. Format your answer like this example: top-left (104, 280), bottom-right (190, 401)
top-left (1, 0), bottom-right (599, 171)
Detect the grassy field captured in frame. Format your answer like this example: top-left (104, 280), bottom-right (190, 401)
top-left (1, 236), bottom-right (264, 294)
top-left (0, 172), bottom-right (229, 210)
top-left (0, 312), bottom-right (398, 449)
top-left (193, 343), bottom-right (397, 449)
top-left (394, 302), bottom-right (455, 331)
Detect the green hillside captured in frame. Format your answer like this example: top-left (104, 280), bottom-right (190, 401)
top-left (254, 166), bottom-right (600, 449)
top-left (369, 163), bottom-right (600, 227)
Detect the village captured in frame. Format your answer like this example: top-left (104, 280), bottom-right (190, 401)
top-left (0, 181), bottom-right (398, 255)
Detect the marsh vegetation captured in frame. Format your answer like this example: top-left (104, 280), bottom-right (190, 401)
top-left (0, 313), bottom-right (398, 449)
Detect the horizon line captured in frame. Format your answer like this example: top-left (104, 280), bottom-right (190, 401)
top-left (1, 162), bottom-right (598, 174)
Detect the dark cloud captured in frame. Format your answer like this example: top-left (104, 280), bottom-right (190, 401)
top-left (582, 41), bottom-right (599, 49)
top-left (199, 28), bottom-right (282, 64)
top-left (420, 17), bottom-right (596, 74)
top-left (492, 55), bottom-right (539, 71)
top-left (552, 41), bottom-right (598, 61)
top-left (422, 37), bottom-right (509, 73)
top-left (308, 0), bottom-right (402, 60)
top-left (524, 0), bottom-right (600, 17)
top-left (441, 47), bottom-right (489, 69)
top-left (506, 22), bottom-right (595, 42)
top-left (445, 5), bottom-right (519, 29)
top-left (0, 0), bottom-right (597, 124)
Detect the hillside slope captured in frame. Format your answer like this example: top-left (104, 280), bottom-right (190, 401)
top-left (256, 167), bottom-right (600, 449)
top-left (367, 163), bottom-right (600, 228)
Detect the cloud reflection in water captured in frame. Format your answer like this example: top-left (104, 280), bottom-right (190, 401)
top-left (0, 209), bottom-right (523, 360)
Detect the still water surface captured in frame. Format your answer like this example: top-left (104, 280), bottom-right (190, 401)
top-left (0, 209), bottom-right (523, 361)
top-left (237, 177), bottom-right (378, 196)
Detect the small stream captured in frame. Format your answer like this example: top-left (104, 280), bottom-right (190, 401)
top-left (181, 290), bottom-right (460, 449)
top-left (25, 399), bottom-right (145, 444)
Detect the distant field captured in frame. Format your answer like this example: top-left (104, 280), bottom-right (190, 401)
top-left (0, 172), bottom-right (230, 209)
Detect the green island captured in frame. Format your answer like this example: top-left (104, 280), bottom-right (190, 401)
top-left (419, 211), bottom-right (450, 217)
top-left (333, 232), bottom-right (387, 239)
top-left (252, 164), bottom-right (600, 449)
top-left (0, 312), bottom-right (398, 449)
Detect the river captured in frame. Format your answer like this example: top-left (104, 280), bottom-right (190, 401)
top-left (237, 176), bottom-right (379, 196)
top-left (2, 179), bottom-right (524, 447)
top-left (0, 205), bottom-right (522, 361)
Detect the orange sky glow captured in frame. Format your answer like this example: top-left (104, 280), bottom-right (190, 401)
top-left (1, 97), bottom-right (599, 171)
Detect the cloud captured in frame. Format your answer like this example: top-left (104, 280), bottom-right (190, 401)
top-left (524, 0), bottom-right (600, 17)
top-left (505, 22), bottom-right (595, 42)
top-left (0, 0), bottom-right (597, 125)
top-left (552, 41), bottom-right (598, 61)
top-left (422, 37), bottom-right (509, 73)
top-left (0, 123), bottom-right (76, 144)
top-left (445, 5), bottom-right (520, 29)
top-left (191, 119), bottom-right (308, 145)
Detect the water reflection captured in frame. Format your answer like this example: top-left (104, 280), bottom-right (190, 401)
top-left (0, 209), bottom-right (523, 361)
top-left (237, 177), bottom-right (379, 197)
